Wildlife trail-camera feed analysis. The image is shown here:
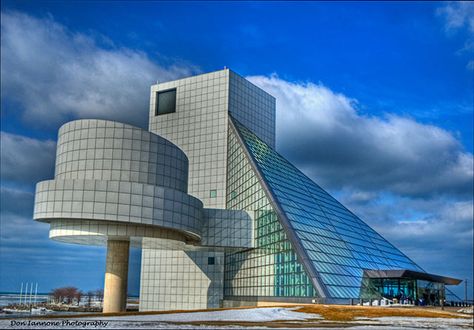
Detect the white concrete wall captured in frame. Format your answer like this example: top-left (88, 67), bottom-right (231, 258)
top-left (141, 69), bottom-right (276, 311)
top-left (145, 70), bottom-right (230, 311)
top-left (140, 248), bottom-right (224, 311)
top-left (149, 70), bottom-right (229, 209)
top-left (201, 209), bottom-right (253, 249)
top-left (56, 119), bottom-right (189, 192)
top-left (35, 179), bottom-right (203, 240)
top-left (34, 119), bottom-right (204, 247)
top-left (228, 71), bottom-right (276, 148)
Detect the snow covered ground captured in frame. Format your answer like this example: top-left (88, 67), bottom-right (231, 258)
top-left (352, 316), bottom-right (473, 329)
top-left (457, 307), bottom-right (474, 314)
top-left (87, 307), bottom-right (317, 323)
top-left (1, 307), bottom-right (472, 329)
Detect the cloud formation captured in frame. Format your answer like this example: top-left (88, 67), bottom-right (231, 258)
top-left (248, 75), bottom-right (474, 198)
top-left (437, 1), bottom-right (474, 34)
top-left (0, 9), bottom-right (471, 297)
top-left (0, 132), bottom-right (56, 184)
top-left (343, 192), bottom-right (473, 288)
top-left (437, 2), bottom-right (474, 69)
top-left (249, 73), bottom-right (473, 297)
top-left (1, 11), bottom-right (197, 128)
top-left (0, 179), bottom-right (142, 293)
top-left (0, 186), bottom-right (34, 217)
top-left (0, 11), bottom-right (189, 292)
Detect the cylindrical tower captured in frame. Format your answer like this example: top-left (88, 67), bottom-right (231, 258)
top-left (33, 119), bottom-right (204, 312)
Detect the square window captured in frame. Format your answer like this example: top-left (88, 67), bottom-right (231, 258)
top-left (208, 257), bottom-right (215, 265)
top-left (210, 189), bottom-right (217, 198)
top-left (155, 89), bottom-right (176, 115)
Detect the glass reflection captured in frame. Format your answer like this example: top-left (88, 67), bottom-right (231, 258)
top-left (232, 118), bottom-right (423, 299)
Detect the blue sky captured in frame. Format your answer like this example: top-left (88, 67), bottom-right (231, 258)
top-left (1, 1), bottom-right (473, 299)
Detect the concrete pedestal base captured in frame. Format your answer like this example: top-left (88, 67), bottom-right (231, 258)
top-left (103, 240), bottom-right (130, 313)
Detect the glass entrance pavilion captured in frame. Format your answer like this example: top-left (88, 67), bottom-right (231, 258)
top-left (361, 269), bottom-right (461, 305)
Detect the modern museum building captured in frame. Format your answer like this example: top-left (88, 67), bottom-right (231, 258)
top-left (33, 69), bottom-right (461, 312)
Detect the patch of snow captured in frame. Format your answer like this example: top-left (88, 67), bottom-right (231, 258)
top-left (0, 320), bottom-right (203, 329)
top-left (87, 307), bottom-right (319, 323)
top-left (2, 307), bottom-right (471, 329)
top-left (457, 307), bottom-right (473, 314)
top-left (353, 316), bottom-right (473, 329)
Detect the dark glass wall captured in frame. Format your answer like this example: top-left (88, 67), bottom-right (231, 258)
top-left (361, 277), bottom-right (445, 305)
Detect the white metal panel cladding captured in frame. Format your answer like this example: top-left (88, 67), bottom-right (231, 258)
top-left (56, 119), bottom-right (189, 192)
top-left (34, 119), bottom-right (204, 245)
top-left (34, 179), bottom-right (203, 240)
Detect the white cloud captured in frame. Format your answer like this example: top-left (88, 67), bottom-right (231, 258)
top-left (0, 132), bottom-right (56, 184)
top-left (340, 190), bottom-right (473, 298)
top-left (397, 220), bottom-right (428, 225)
top-left (385, 201), bottom-right (473, 246)
top-left (248, 74), bottom-right (473, 294)
top-left (0, 186), bottom-right (34, 217)
top-left (437, 2), bottom-right (474, 70)
top-left (248, 75), bottom-right (474, 198)
top-left (0, 11), bottom-right (197, 128)
top-left (380, 200), bottom-right (473, 272)
top-left (0, 8), bottom-right (471, 297)
top-left (437, 2), bottom-right (474, 34)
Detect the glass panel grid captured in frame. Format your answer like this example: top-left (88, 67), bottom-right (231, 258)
top-left (232, 118), bottom-right (423, 299)
top-left (223, 124), bottom-right (317, 298)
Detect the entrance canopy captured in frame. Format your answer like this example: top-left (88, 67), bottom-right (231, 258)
top-left (363, 269), bottom-right (462, 285)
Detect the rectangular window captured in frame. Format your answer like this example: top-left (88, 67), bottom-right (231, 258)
top-left (155, 89), bottom-right (176, 115)
top-left (208, 257), bottom-right (215, 265)
top-left (210, 189), bottom-right (217, 198)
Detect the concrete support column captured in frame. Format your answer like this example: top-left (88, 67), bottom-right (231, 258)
top-left (103, 240), bottom-right (130, 313)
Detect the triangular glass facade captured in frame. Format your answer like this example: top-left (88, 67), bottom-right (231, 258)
top-left (224, 122), bottom-right (317, 298)
top-left (229, 117), bottom-right (423, 300)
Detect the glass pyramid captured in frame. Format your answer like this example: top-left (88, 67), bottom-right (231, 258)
top-left (230, 117), bottom-right (423, 300)
top-left (224, 121), bottom-right (317, 298)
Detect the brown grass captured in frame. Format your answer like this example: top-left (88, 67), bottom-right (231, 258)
top-left (13, 303), bottom-right (468, 327)
top-left (297, 304), bottom-right (466, 321)
top-left (170, 320), bottom-right (348, 328)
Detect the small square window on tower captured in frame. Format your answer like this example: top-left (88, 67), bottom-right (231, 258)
top-left (155, 89), bottom-right (176, 115)
top-left (210, 189), bottom-right (217, 198)
top-left (208, 257), bottom-right (215, 265)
